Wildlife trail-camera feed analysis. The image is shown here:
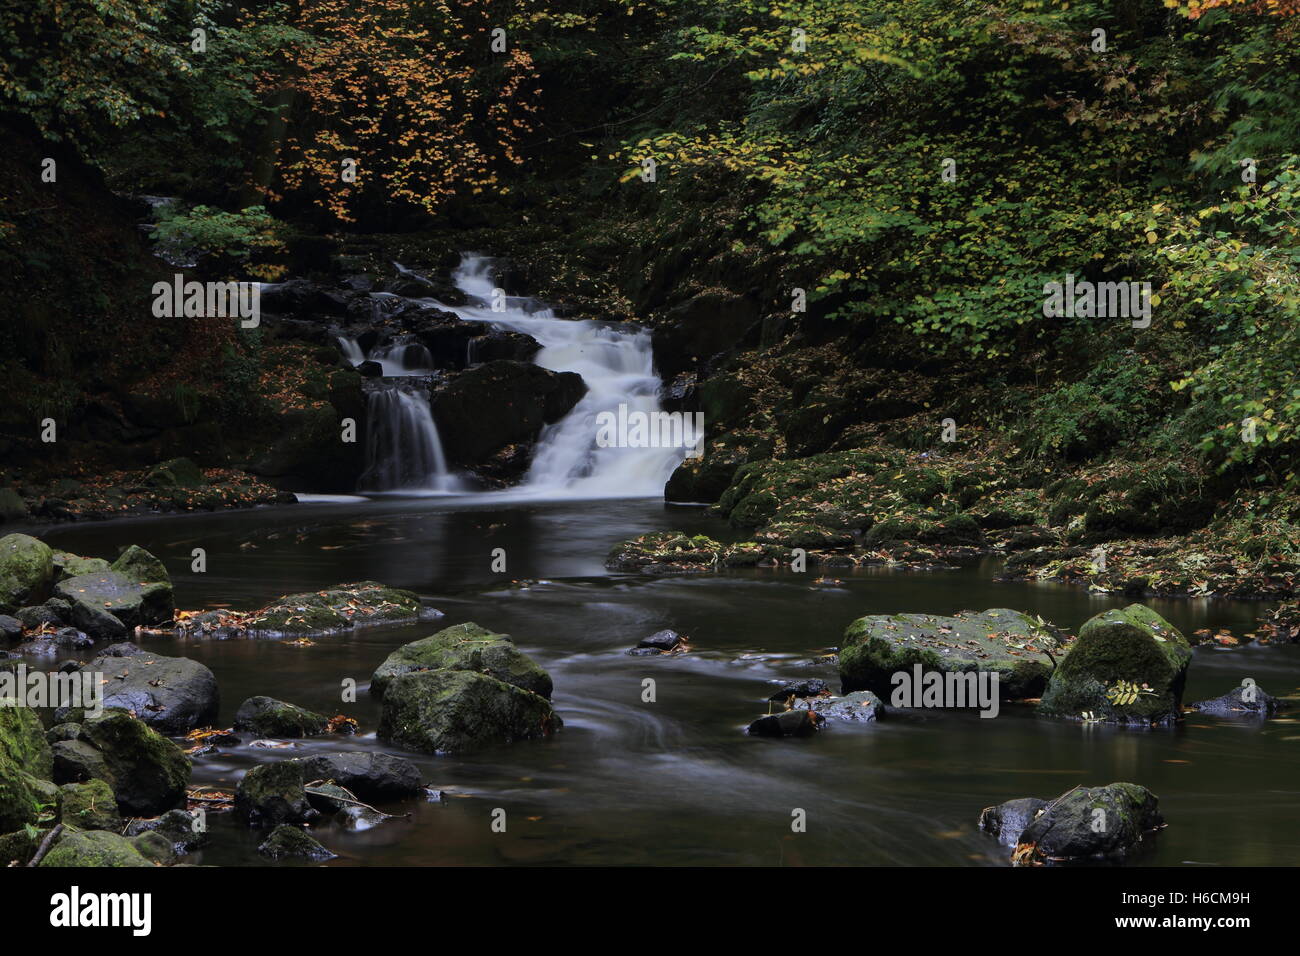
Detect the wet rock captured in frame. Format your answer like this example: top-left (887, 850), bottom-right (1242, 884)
top-left (432, 360), bottom-right (586, 466)
top-left (356, 359), bottom-right (384, 377)
top-left (0, 533), bottom-right (54, 613)
top-left (839, 608), bottom-right (1061, 700)
top-left (53, 545), bottom-right (173, 629)
top-left (15, 600), bottom-right (69, 630)
top-left (38, 829), bottom-right (152, 867)
top-left (0, 827), bottom-right (40, 865)
top-left (1008, 782), bottom-right (1164, 863)
top-left (1189, 682), bottom-right (1282, 718)
top-left (60, 643), bottom-right (218, 734)
top-left (371, 622), bottom-right (553, 699)
top-left (53, 711), bottom-right (191, 815)
top-left (258, 824), bottom-right (336, 861)
top-left (378, 669), bottom-right (561, 755)
top-left (627, 629), bottom-right (684, 656)
top-left (767, 678), bottom-right (829, 701)
top-left (193, 581), bottom-right (426, 637)
top-left (979, 797), bottom-right (1049, 845)
top-left (131, 830), bottom-right (177, 865)
top-left (235, 759), bottom-right (319, 828)
top-left (804, 690), bottom-right (885, 721)
top-left (1037, 604), bottom-right (1191, 725)
top-left (125, 809), bottom-right (209, 855)
top-left (747, 708), bottom-right (824, 737)
top-left (298, 752), bottom-right (423, 800)
top-left (68, 598), bottom-right (127, 642)
top-left (57, 779), bottom-right (123, 831)
top-left (0, 614), bottom-right (20, 640)
top-left (233, 696), bottom-right (332, 738)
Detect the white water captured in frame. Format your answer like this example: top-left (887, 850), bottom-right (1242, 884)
top-left (429, 255), bottom-right (685, 499)
top-left (357, 386), bottom-right (462, 494)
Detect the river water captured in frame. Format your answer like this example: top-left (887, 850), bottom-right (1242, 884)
top-left (37, 496), bottom-right (1300, 867)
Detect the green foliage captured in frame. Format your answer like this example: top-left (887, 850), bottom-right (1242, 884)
top-left (149, 205), bottom-right (287, 279)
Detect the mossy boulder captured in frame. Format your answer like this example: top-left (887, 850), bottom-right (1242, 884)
top-left (57, 711), bottom-right (192, 815)
top-left (242, 581), bottom-right (424, 635)
top-left (38, 828), bottom-right (152, 867)
top-left (53, 545), bottom-right (173, 628)
top-left (1010, 782), bottom-right (1164, 863)
top-left (0, 826), bottom-right (41, 865)
top-left (52, 552), bottom-right (111, 581)
top-left (124, 809), bottom-right (208, 856)
top-left (144, 457), bottom-right (205, 489)
top-left (131, 829), bottom-right (177, 864)
top-left (235, 759), bottom-right (318, 828)
top-left (0, 705), bottom-right (54, 832)
top-left (57, 779), bottom-right (122, 832)
top-left (370, 622), bottom-right (553, 699)
top-left (839, 608), bottom-right (1061, 700)
top-left (1037, 604), bottom-right (1190, 725)
top-left (0, 533), bottom-right (54, 613)
top-left (377, 669), bottom-right (561, 755)
top-left (233, 696), bottom-right (331, 737)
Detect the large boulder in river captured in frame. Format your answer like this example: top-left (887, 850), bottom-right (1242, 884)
top-left (38, 829), bottom-right (152, 867)
top-left (52, 710), bottom-right (191, 815)
top-left (0, 705), bottom-right (54, 832)
top-left (370, 622), bottom-right (553, 699)
top-left (235, 759), bottom-right (319, 828)
top-left (1037, 604), bottom-right (1190, 725)
top-left (378, 669), bottom-right (561, 755)
top-left (58, 643), bottom-right (218, 734)
top-left (432, 360), bottom-right (586, 466)
top-left (997, 782), bottom-right (1164, 864)
top-left (839, 608), bottom-right (1061, 700)
top-left (0, 533), bottom-right (54, 613)
top-left (233, 696), bottom-right (332, 737)
top-left (52, 545), bottom-right (173, 628)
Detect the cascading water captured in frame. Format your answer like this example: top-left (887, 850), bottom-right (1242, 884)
top-left (338, 334), bottom-right (462, 493)
top-left (431, 255), bottom-right (687, 498)
top-left (357, 385), bottom-right (461, 493)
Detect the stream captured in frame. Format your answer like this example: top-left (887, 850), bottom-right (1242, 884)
top-left (36, 497), bottom-right (1300, 867)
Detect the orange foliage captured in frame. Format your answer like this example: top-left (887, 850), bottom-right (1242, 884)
top-left (263, 0), bottom-right (540, 222)
top-left (1183, 0), bottom-right (1300, 17)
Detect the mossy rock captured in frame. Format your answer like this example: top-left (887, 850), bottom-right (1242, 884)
top-left (258, 823), bottom-right (335, 861)
top-left (839, 608), bottom-right (1061, 700)
top-left (0, 705), bottom-right (54, 832)
top-left (246, 581), bottom-right (423, 634)
top-left (145, 457), bottom-right (206, 489)
top-left (1013, 782), bottom-right (1163, 863)
top-left (38, 828), bottom-right (152, 867)
top-left (0, 826), bottom-right (41, 865)
top-left (233, 696), bottom-right (331, 737)
top-left (52, 552), bottom-right (111, 581)
top-left (74, 710), bottom-right (192, 815)
top-left (377, 669), bottom-right (561, 755)
top-left (235, 759), bottom-right (317, 828)
top-left (370, 622), bottom-right (553, 699)
top-left (53, 567), bottom-right (173, 628)
top-left (0, 533), bottom-right (54, 613)
top-left (1037, 604), bottom-right (1190, 725)
top-left (57, 779), bottom-right (122, 832)
top-left (131, 829), bottom-right (177, 864)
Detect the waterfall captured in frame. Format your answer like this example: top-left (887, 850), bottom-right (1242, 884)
top-left (358, 385), bottom-right (462, 493)
top-left (338, 335), bottom-right (462, 493)
top-left (429, 255), bottom-right (687, 498)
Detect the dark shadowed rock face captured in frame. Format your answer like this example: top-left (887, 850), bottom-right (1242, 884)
top-left (979, 797), bottom-right (1049, 846)
top-left (258, 824), bottom-right (336, 861)
top-left (298, 752), bottom-right (423, 800)
top-left (432, 360), bottom-right (586, 466)
top-left (235, 759), bottom-right (318, 828)
top-left (59, 643), bottom-right (218, 735)
top-left (233, 696), bottom-right (332, 738)
top-left (51, 711), bottom-right (191, 816)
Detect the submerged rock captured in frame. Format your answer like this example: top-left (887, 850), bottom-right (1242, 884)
top-left (0, 533), bottom-right (54, 613)
top-left (627, 629), bottom-right (686, 656)
top-left (746, 708), bottom-right (824, 737)
top-left (839, 608), bottom-right (1061, 700)
top-left (234, 696), bottom-right (332, 737)
top-left (258, 824), bottom-right (336, 861)
top-left (767, 678), bottom-right (830, 701)
top-left (60, 643), bottom-right (218, 734)
top-left (1189, 681), bottom-right (1282, 718)
top-left (1037, 604), bottom-right (1191, 725)
top-left (378, 669), bottom-right (561, 755)
top-left (371, 622), bottom-right (553, 699)
top-left (180, 581), bottom-right (428, 637)
top-left (803, 690), bottom-right (885, 722)
top-left (999, 782), bottom-right (1164, 864)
